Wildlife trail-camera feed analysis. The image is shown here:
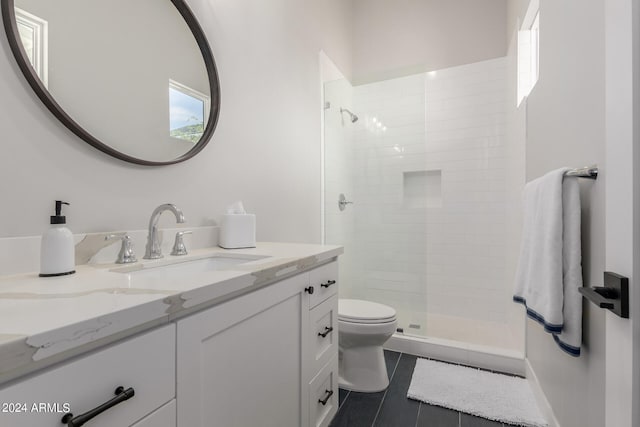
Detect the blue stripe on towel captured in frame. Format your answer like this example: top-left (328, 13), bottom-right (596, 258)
top-left (514, 296), bottom-right (581, 357)
top-left (553, 334), bottom-right (581, 357)
top-left (512, 296), bottom-right (563, 333)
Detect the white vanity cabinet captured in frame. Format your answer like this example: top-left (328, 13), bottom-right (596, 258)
top-left (0, 324), bottom-right (176, 427)
top-left (0, 255), bottom-right (340, 427)
top-left (176, 260), bottom-right (339, 427)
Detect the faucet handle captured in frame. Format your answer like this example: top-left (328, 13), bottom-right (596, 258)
top-left (171, 230), bottom-right (192, 256)
top-left (106, 234), bottom-right (138, 264)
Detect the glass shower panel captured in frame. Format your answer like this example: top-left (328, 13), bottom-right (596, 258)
top-left (323, 78), bottom-right (358, 302)
top-left (323, 57), bottom-right (521, 352)
top-left (420, 59), bottom-right (514, 349)
top-left (323, 75), bottom-right (430, 336)
top-left (350, 73), bottom-right (430, 336)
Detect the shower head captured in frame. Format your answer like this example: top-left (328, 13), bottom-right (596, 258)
top-left (340, 107), bottom-right (359, 123)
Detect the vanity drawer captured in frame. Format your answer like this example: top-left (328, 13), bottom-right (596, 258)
top-left (0, 324), bottom-right (175, 427)
top-left (309, 355), bottom-right (339, 427)
top-left (309, 261), bottom-right (338, 308)
top-left (310, 295), bottom-right (338, 375)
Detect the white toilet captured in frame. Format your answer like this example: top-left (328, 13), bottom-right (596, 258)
top-left (338, 299), bottom-right (397, 392)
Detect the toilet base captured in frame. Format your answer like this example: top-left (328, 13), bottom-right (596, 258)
top-left (338, 346), bottom-right (390, 392)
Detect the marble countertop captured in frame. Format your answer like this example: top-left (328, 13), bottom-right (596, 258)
top-left (0, 242), bottom-right (343, 385)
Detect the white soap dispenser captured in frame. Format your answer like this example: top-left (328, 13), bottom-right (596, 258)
top-left (39, 200), bottom-right (75, 277)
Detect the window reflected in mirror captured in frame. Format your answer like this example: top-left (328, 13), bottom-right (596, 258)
top-left (169, 79), bottom-right (209, 143)
top-left (16, 7), bottom-right (48, 87)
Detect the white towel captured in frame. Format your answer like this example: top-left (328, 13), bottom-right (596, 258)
top-left (514, 168), bottom-right (583, 356)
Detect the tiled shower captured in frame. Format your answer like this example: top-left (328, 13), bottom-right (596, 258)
top-left (324, 57), bottom-right (524, 354)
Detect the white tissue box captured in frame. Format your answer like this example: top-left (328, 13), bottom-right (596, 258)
top-left (219, 214), bottom-right (256, 249)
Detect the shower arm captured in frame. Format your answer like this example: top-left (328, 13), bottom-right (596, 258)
top-left (339, 107), bottom-right (359, 123)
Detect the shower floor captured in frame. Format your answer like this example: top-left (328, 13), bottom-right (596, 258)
top-left (395, 311), bottom-right (522, 352)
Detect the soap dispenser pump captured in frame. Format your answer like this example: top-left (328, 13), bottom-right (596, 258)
top-left (39, 200), bottom-right (75, 277)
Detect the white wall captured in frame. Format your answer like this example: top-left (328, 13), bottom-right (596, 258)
top-left (513, 0), bottom-right (607, 425)
top-left (351, 0), bottom-right (508, 84)
top-left (0, 0), bottom-right (352, 242)
top-left (507, 0), bottom-right (532, 43)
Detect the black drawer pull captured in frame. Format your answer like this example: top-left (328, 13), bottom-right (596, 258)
top-left (318, 389), bottom-right (334, 406)
top-left (318, 326), bottom-right (334, 338)
top-left (305, 286), bottom-right (314, 294)
top-left (320, 280), bottom-right (336, 288)
top-left (61, 386), bottom-right (135, 426)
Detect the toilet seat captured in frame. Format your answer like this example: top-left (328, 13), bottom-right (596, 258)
top-left (338, 299), bottom-right (396, 324)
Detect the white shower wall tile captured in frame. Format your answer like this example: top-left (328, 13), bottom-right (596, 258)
top-left (350, 57), bottom-right (510, 327)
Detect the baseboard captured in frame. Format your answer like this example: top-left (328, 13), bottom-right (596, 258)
top-left (525, 357), bottom-right (561, 427)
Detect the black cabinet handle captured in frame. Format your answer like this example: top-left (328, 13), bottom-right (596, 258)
top-left (305, 286), bottom-right (314, 294)
top-left (318, 326), bottom-right (334, 338)
top-left (320, 280), bottom-right (336, 288)
top-left (61, 386), bottom-right (135, 426)
top-left (318, 389), bottom-right (334, 406)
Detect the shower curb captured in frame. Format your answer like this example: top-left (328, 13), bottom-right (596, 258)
top-left (384, 333), bottom-right (525, 376)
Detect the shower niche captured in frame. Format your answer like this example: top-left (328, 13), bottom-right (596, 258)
top-left (403, 170), bottom-right (442, 209)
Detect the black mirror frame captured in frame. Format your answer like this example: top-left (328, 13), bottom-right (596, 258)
top-left (1, 0), bottom-right (220, 166)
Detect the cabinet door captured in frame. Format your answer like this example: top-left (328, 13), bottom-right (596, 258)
top-left (0, 325), bottom-right (175, 427)
top-left (177, 273), bottom-right (310, 427)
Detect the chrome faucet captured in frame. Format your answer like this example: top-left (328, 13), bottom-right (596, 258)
top-left (144, 204), bottom-right (185, 259)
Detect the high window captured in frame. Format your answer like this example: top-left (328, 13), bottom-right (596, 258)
top-left (517, 1), bottom-right (540, 106)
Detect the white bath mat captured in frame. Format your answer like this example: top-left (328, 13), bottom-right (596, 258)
top-left (407, 358), bottom-right (547, 427)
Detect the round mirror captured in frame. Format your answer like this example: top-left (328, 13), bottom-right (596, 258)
top-left (2, 0), bottom-right (220, 165)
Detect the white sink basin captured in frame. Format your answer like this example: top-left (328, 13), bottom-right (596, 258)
top-left (112, 254), bottom-right (268, 281)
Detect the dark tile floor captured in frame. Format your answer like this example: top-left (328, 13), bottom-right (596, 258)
top-left (330, 350), bottom-right (509, 427)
